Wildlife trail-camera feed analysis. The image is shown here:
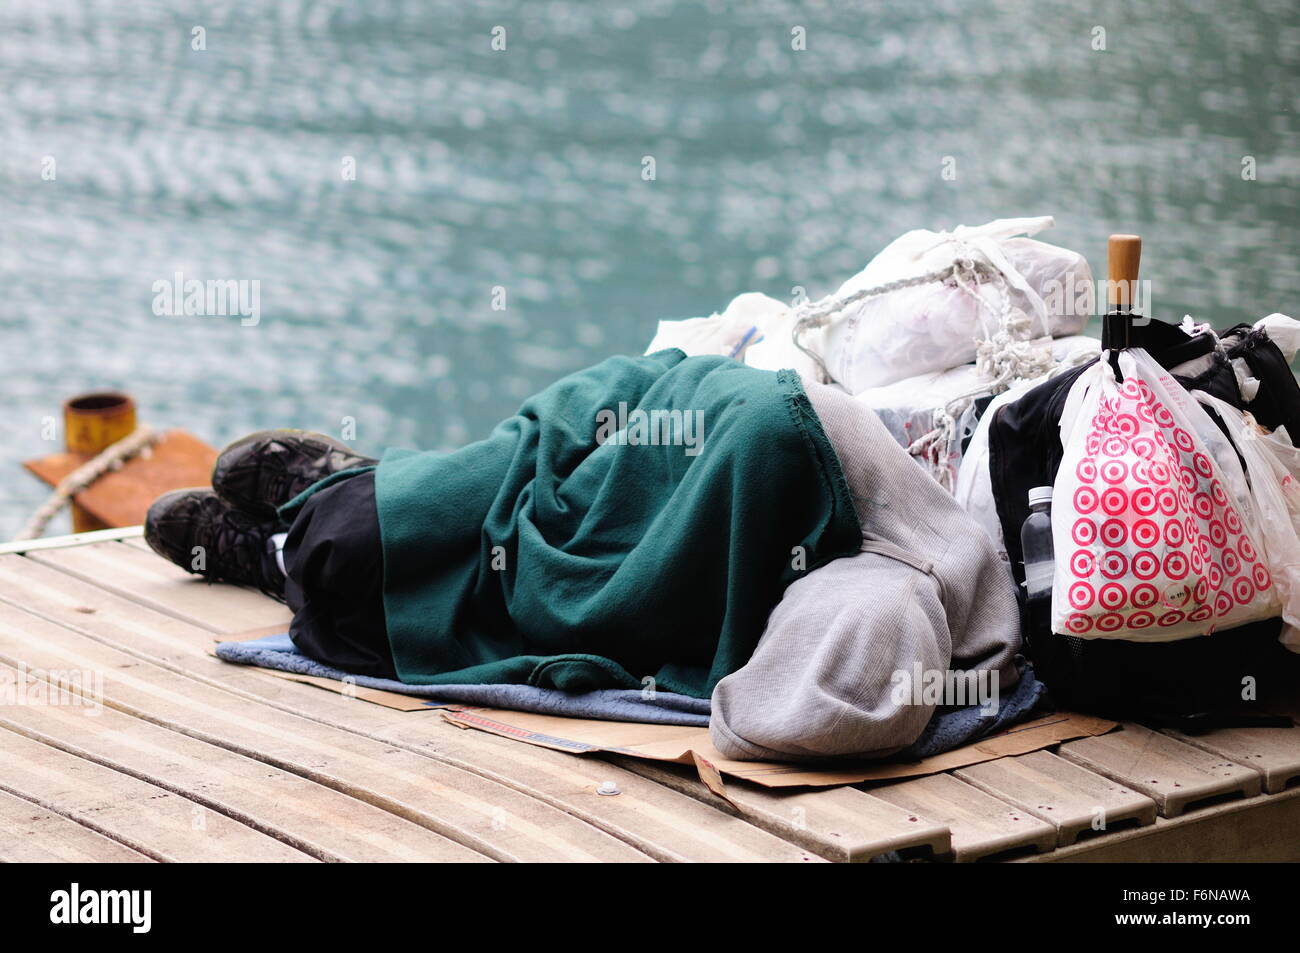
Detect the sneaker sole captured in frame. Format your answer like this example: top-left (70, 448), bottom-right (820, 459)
top-left (143, 486), bottom-right (214, 567)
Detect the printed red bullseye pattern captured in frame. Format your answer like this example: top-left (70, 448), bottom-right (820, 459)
top-left (1058, 374), bottom-right (1272, 639)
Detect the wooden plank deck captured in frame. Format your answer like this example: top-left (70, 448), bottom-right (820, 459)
top-left (1, 536), bottom-right (1299, 863)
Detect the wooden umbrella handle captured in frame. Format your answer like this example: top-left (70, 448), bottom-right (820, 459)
top-left (1108, 233), bottom-right (1142, 310)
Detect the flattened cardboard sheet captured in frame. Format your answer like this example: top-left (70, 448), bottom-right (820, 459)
top-left (440, 706), bottom-right (1118, 789)
top-left (220, 628), bottom-right (1117, 790)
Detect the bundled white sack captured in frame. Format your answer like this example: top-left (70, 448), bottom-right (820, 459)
top-left (820, 216), bottom-right (1092, 392)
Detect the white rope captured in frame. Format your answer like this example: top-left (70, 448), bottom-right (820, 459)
top-left (790, 257), bottom-right (998, 382)
top-left (14, 426), bottom-right (161, 541)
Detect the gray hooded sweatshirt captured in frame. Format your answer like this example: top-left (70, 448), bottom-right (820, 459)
top-left (709, 379), bottom-right (1022, 762)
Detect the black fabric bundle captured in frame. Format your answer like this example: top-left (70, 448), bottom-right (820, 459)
top-left (987, 319), bottom-right (1300, 724)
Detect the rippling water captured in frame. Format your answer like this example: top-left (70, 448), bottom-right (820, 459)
top-left (1, 0), bottom-right (1296, 536)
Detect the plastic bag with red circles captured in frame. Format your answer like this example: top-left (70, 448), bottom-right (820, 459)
top-left (1051, 347), bottom-right (1280, 641)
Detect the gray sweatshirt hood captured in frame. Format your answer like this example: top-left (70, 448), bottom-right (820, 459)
top-left (708, 378), bottom-right (1023, 763)
top-left (803, 379), bottom-right (1023, 675)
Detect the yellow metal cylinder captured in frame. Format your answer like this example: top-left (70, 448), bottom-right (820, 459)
top-left (63, 391), bottom-right (137, 532)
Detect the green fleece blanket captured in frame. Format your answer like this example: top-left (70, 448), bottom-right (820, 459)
top-left (372, 350), bottom-right (861, 698)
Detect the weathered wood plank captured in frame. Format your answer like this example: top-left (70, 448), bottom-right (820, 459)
top-left (867, 773), bottom-right (1057, 862)
top-left (0, 596), bottom-right (659, 863)
top-left (0, 789), bottom-right (153, 863)
top-left (0, 554), bottom-right (822, 863)
top-left (21, 544), bottom-right (1300, 863)
top-left (1164, 724), bottom-right (1300, 794)
top-left (1059, 724), bottom-right (1262, 817)
top-left (955, 750), bottom-right (1157, 846)
top-left (1016, 786), bottom-right (1300, 863)
top-left (28, 541), bottom-right (291, 633)
top-left (422, 728), bottom-right (822, 863)
top-left (0, 663), bottom-right (488, 863)
top-left (0, 724), bottom-right (313, 863)
top-left (608, 755), bottom-right (951, 862)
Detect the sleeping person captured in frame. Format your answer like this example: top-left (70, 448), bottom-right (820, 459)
top-left (145, 349), bottom-right (1023, 762)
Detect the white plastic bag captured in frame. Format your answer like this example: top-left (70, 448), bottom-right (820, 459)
top-left (1262, 426), bottom-right (1300, 492)
top-left (953, 380), bottom-right (1042, 570)
top-left (644, 292), bottom-right (787, 360)
top-left (821, 216), bottom-right (1092, 391)
top-left (643, 291), bottom-right (829, 383)
top-left (1256, 313), bottom-right (1300, 362)
top-left (1196, 393), bottom-right (1300, 650)
top-left (855, 364), bottom-right (992, 450)
top-left (742, 302), bottom-right (826, 381)
top-left (1051, 348), bottom-right (1280, 641)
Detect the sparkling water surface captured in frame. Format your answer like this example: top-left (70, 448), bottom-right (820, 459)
top-left (1, 0), bottom-right (1296, 536)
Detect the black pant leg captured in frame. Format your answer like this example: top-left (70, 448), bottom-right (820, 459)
top-left (281, 469), bottom-right (396, 679)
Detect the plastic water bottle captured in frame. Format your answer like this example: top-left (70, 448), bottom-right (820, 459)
top-left (1020, 486), bottom-right (1055, 639)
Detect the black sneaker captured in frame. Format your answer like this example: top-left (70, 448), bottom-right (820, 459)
top-left (211, 429), bottom-right (376, 521)
top-left (144, 488), bottom-right (286, 601)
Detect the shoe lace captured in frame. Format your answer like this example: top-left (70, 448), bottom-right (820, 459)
top-left (205, 505), bottom-right (285, 603)
top-left (262, 439), bottom-right (364, 508)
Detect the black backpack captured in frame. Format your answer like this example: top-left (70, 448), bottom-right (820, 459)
top-left (989, 319), bottom-right (1300, 727)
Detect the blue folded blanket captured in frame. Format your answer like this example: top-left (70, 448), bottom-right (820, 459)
top-left (216, 633), bottom-right (712, 725)
top-left (896, 662), bottom-right (1048, 761)
top-left (215, 634), bottom-right (1048, 759)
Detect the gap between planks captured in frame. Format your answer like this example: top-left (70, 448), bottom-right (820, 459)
top-left (0, 550), bottom-right (827, 862)
top-left (0, 663), bottom-right (490, 863)
top-left (9, 542), bottom-right (947, 862)
top-left (0, 601), bottom-right (660, 864)
top-left (0, 787), bottom-right (153, 863)
top-left (0, 724), bottom-right (313, 863)
top-left (24, 540), bottom-right (1293, 861)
